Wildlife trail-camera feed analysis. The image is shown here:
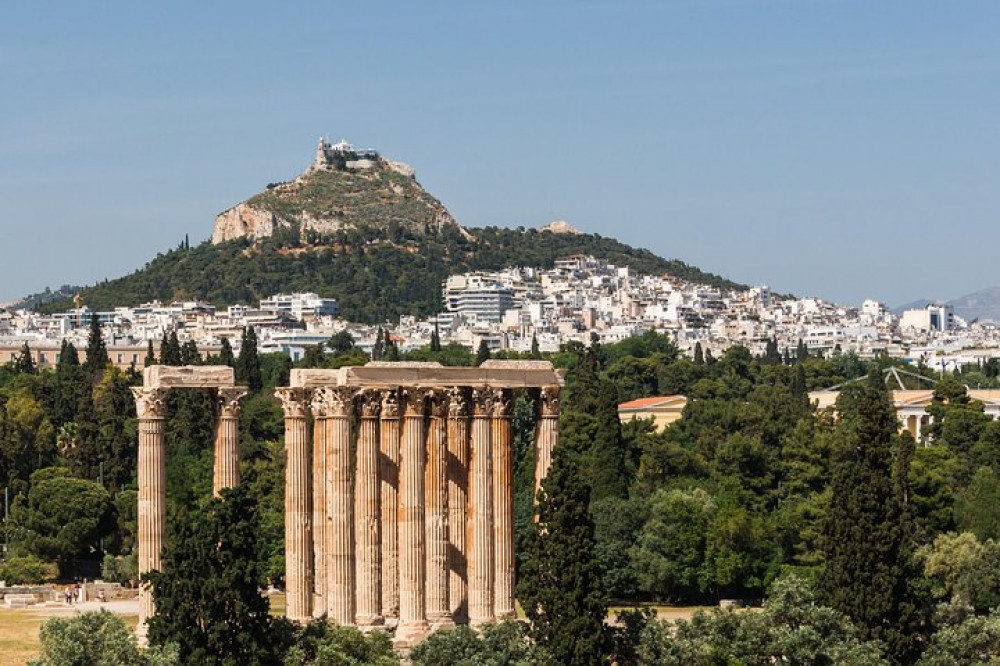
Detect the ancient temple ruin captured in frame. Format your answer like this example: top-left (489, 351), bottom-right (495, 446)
top-left (131, 361), bottom-right (562, 647)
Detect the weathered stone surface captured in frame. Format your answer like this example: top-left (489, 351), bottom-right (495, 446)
top-left (289, 363), bottom-right (564, 390)
top-left (212, 202), bottom-right (281, 244)
top-left (143, 365), bottom-right (235, 389)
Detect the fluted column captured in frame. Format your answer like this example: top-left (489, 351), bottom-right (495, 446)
top-left (278, 387), bottom-right (313, 623)
top-left (535, 387), bottom-right (560, 498)
top-left (326, 388), bottom-right (356, 626)
top-left (491, 389), bottom-right (515, 619)
top-left (213, 388), bottom-right (247, 496)
top-left (468, 388), bottom-right (495, 626)
top-left (425, 392), bottom-right (453, 627)
top-left (396, 390), bottom-right (429, 644)
top-left (379, 390), bottom-right (401, 622)
top-left (446, 388), bottom-right (470, 623)
top-left (355, 391), bottom-right (383, 626)
top-left (133, 387), bottom-right (167, 647)
top-left (310, 389), bottom-right (330, 617)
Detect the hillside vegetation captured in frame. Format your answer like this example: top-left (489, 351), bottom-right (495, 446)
top-left (42, 225), bottom-right (743, 322)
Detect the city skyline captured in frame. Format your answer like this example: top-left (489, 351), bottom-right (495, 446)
top-left (3, 1), bottom-right (999, 307)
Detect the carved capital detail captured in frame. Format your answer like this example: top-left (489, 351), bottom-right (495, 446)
top-left (380, 389), bottom-right (400, 419)
top-left (447, 387), bottom-right (469, 419)
top-left (427, 390), bottom-right (448, 419)
top-left (217, 387), bottom-right (248, 419)
top-left (358, 390), bottom-right (382, 419)
top-left (276, 387), bottom-right (310, 419)
top-left (491, 389), bottom-right (513, 419)
top-left (402, 388), bottom-right (428, 418)
top-left (327, 387), bottom-right (354, 418)
top-left (539, 386), bottom-right (561, 418)
top-left (471, 387), bottom-right (495, 418)
top-left (132, 387), bottom-right (168, 420)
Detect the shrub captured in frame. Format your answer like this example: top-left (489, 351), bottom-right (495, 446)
top-left (0, 554), bottom-right (51, 584)
top-left (27, 610), bottom-right (178, 666)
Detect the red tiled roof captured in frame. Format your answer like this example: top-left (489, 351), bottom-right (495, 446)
top-left (618, 395), bottom-right (684, 410)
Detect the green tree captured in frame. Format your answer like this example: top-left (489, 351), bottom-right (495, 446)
top-left (144, 340), bottom-right (156, 367)
top-left (237, 327), bottom-right (263, 392)
top-left (147, 484), bottom-right (279, 666)
top-left (955, 467), bottom-right (1000, 540)
top-left (29, 610), bottom-right (178, 666)
top-left (518, 446), bottom-right (607, 665)
top-left (15, 342), bottom-right (36, 374)
top-left (410, 621), bottom-right (541, 666)
top-left (218, 337), bottom-right (235, 367)
top-left (85, 313), bottom-right (109, 374)
top-left (476, 339), bottom-right (491, 366)
top-left (283, 621), bottom-right (397, 666)
top-left (820, 372), bottom-right (924, 664)
top-left (9, 467), bottom-right (115, 577)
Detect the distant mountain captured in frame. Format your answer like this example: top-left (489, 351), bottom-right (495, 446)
top-left (894, 286), bottom-right (1000, 323)
top-left (39, 140), bottom-right (744, 323)
top-left (947, 286), bottom-right (1000, 323)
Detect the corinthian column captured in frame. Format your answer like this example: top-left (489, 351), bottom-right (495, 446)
top-left (446, 388), bottom-right (470, 623)
top-left (379, 389), bottom-right (401, 622)
top-left (277, 387), bottom-right (313, 623)
top-left (491, 389), bottom-right (515, 619)
top-left (355, 391), bottom-right (383, 626)
top-left (213, 388), bottom-right (247, 496)
top-left (535, 387), bottom-right (560, 498)
top-left (310, 389), bottom-right (330, 617)
top-left (132, 387), bottom-right (167, 647)
top-left (468, 388), bottom-right (495, 626)
top-left (325, 388), bottom-right (355, 626)
top-left (425, 392), bottom-right (453, 628)
top-left (396, 390), bottom-right (429, 644)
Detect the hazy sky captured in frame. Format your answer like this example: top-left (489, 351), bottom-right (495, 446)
top-left (2, 2), bottom-right (998, 307)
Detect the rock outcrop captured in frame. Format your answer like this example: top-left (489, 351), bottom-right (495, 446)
top-left (212, 139), bottom-right (462, 245)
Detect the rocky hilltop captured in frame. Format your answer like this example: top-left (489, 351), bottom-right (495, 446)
top-left (212, 138), bottom-right (461, 244)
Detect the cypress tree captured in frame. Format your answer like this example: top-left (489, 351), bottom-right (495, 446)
top-left (147, 485), bottom-right (278, 665)
top-left (58, 340), bottom-right (80, 369)
top-left (820, 370), bottom-right (924, 664)
top-left (530, 333), bottom-right (540, 359)
top-left (160, 331), bottom-right (182, 366)
top-left (430, 322), bottom-right (442, 352)
top-left (476, 339), bottom-right (491, 366)
top-left (237, 327), bottom-right (262, 392)
top-left (15, 342), bottom-right (35, 374)
top-left (518, 445), bottom-right (607, 665)
top-left (218, 337), bottom-right (235, 366)
top-left (85, 312), bottom-right (109, 374)
top-left (589, 380), bottom-right (629, 501)
top-left (144, 339), bottom-right (156, 367)
top-left (693, 341), bottom-right (704, 365)
top-left (796, 338), bottom-right (809, 363)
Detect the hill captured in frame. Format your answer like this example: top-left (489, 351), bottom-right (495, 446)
top-left (895, 286), bottom-right (1000, 323)
top-left (39, 139), bottom-right (744, 323)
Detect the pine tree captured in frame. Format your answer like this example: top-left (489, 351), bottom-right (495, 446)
top-left (693, 341), bottom-right (704, 365)
top-left (518, 445), bottom-right (608, 665)
top-left (144, 339), bottom-right (156, 367)
top-left (820, 370), bottom-right (925, 664)
top-left (84, 312), bottom-right (109, 374)
top-left (237, 327), bottom-right (262, 392)
top-left (15, 342), bottom-right (35, 374)
top-left (476, 339), bottom-right (491, 366)
top-left (147, 485), bottom-right (279, 665)
top-left (218, 337), bottom-right (234, 367)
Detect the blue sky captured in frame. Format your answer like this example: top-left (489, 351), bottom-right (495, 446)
top-left (2, 1), bottom-right (998, 307)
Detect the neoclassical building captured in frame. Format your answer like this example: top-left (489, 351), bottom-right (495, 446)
top-left (131, 361), bottom-right (563, 647)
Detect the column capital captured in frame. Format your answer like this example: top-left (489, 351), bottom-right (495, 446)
top-left (358, 390), bottom-right (382, 419)
top-left (402, 389), bottom-right (428, 418)
top-left (132, 387), bottom-right (168, 420)
top-left (315, 387), bottom-right (354, 418)
top-left (217, 387), bottom-right (249, 419)
top-left (427, 390), bottom-right (448, 419)
top-left (539, 386), bottom-right (561, 417)
top-left (447, 387), bottom-right (469, 418)
top-left (490, 389), bottom-right (513, 419)
top-left (381, 389), bottom-right (401, 419)
top-left (471, 388), bottom-right (494, 418)
top-left (276, 387), bottom-right (310, 419)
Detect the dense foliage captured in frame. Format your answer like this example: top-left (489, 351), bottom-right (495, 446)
top-left (39, 226), bottom-right (742, 322)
